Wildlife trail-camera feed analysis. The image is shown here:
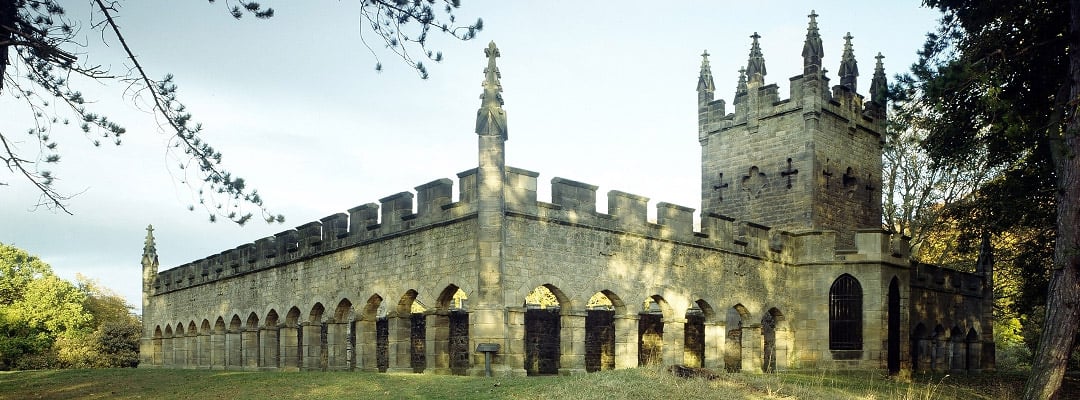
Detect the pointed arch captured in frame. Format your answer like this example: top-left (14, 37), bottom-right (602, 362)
top-left (887, 277), bottom-right (901, 375)
top-left (912, 322), bottom-right (927, 373)
top-left (308, 303), bottom-right (326, 323)
top-left (246, 312), bottom-right (260, 329)
top-left (265, 310), bottom-right (280, 327)
top-left (333, 299), bottom-right (353, 323)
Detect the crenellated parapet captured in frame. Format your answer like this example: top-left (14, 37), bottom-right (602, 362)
top-left (152, 170), bottom-right (481, 295)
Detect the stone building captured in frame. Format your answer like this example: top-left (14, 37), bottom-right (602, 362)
top-left (139, 14), bottom-right (994, 376)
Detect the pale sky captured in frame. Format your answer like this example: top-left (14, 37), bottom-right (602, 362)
top-left (0, 1), bottom-right (941, 313)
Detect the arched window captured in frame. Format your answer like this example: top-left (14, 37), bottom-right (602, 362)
top-left (829, 274), bottom-right (863, 351)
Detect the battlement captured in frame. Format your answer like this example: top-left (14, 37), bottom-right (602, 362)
top-left (911, 263), bottom-right (987, 297)
top-left (153, 170), bottom-right (481, 295)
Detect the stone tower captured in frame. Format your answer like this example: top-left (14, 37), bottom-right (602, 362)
top-left (698, 11), bottom-right (886, 246)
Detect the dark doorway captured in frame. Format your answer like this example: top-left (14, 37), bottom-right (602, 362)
top-left (448, 311), bottom-right (470, 375)
top-left (685, 311), bottom-right (705, 368)
top-left (887, 278), bottom-right (901, 375)
top-left (585, 309), bottom-right (615, 372)
top-left (410, 313), bottom-right (426, 373)
top-left (525, 308), bottom-right (561, 375)
top-left (638, 313), bottom-right (664, 366)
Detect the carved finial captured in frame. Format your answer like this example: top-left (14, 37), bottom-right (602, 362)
top-left (976, 231), bottom-right (994, 275)
top-left (870, 52), bottom-right (887, 106)
top-left (839, 32), bottom-right (858, 92)
top-left (802, 10), bottom-right (824, 75)
top-left (746, 32), bottom-right (766, 85)
top-left (697, 50), bottom-right (715, 94)
top-left (143, 224), bottom-right (156, 256)
top-left (736, 67), bottom-right (748, 95)
top-left (476, 41), bottom-right (507, 140)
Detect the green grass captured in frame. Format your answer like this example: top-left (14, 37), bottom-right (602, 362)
top-left (0, 367), bottom-right (1030, 400)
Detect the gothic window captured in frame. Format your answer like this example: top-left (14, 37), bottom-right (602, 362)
top-left (829, 274), bottom-right (863, 351)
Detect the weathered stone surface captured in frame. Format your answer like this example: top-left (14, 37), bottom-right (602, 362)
top-left (141, 19), bottom-right (992, 377)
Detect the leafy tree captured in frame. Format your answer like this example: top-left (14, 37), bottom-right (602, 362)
top-left (0, 244), bottom-right (142, 369)
top-left (1, 0), bottom-right (481, 224)
top-left (0, 243), bottom-right (91, 369)
top-left (899, 1), bottom-right (1079, 398)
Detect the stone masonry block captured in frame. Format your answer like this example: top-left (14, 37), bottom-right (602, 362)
top-left (701, 212), bottom-right (734, 243)
top-left (296, 221), bottom-right (323, 247)
top-left (607, 190), bottom-right (649, 227)
top-left (657, 202), bottom-right (695, 238)
top-left (348, 203), bottom-right (379, 236)
top-left (379, 192), bottom-right (415, 232)
top-left (551, 177), bottom-right (598, 213)
top-left (505, 167), bottom-right (539, 212)
top-left (415, 178), bottom-right (454, 221)
top-left (320, 213), bottom-right (348, 239)
top-left (457, 168), bottom-right (478, 205)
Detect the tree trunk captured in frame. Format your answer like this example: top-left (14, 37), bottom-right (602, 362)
top-left (1023, 1), bottom-right (1080, 399)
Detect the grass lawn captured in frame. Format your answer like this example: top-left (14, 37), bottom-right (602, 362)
top-left (0, 367), bottom-right (1034, 400)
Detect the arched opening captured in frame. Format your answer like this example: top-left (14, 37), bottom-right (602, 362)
top-left (173, 323), bottom-right (187, 368)
top-left (281, 307), bottom-right (302, 370)
top-left (585, 291), bottom-right (617, 372)
top-left (437, 286), bottom-right (470, 375)
top-left (152, 326), bottom-right (164, 366)
top-left (524, 285), bottom-right (562, 375)
top-left (302, 303), bottom-right (326, 371)
top-left (163, 325), bottom-right (175, 367)
top-left (932, 325), bottom-right (945, 372)
top-left (186, 321), bottom-right (197, 368)
top-left (264, 310), bottom-right (280, 369)
top-left (330, 299), bottom-right (353, 371)
top-left (965, 328), bottom-right (979, 371)
top-left (244, 313), bottom-right (260, 369)
top-left (911, 323), bottom-right (927, 374)
top-left (395, 290), bottom-right (427, 373)
top-left (359, 295), bottom-right (387, 372)
top-left (227, 315), bottom-right (243, 369)
top-left (199, 319), bottom-right (211, 369)
top-left (638, 296), bottom-right (668, 367)
top-left (950, 326), bottom-right (964, 371)
top-left (887, 277), bottom-right (901, 375)
top-left (212, 317), bottom-right (226, 368)
top-left (684, 304), bottom-right (706, 368)
top-left (724, 304), bottom-right (748, 372)
top-left (829, 274), bottom-right (863, 359)
top-left (761, 308), bottom-right (785, 373)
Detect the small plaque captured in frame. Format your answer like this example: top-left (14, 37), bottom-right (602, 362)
top-left (476, 343), bottom-right (500, 353)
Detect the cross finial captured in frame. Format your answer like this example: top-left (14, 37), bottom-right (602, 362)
top-left (702, 49), bottom-right (710, 58)
top-left (746, 33), bottom-right (766, 84)
top-left (839, 33), bottom-right (858, 91)
top-left (476, 41), bottom-right (507, 139)
top-left (484, 41), bottom-right (500, 59)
